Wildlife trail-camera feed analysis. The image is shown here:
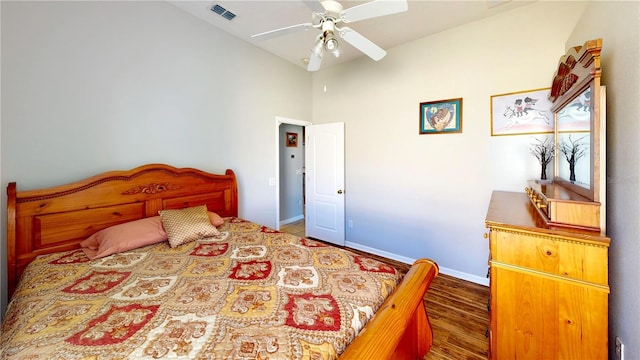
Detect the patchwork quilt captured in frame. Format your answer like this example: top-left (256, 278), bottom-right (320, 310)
top-left (0, 218), bottom-right (401, 359)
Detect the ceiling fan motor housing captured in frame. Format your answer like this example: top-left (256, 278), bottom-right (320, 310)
top-left (320, 0), bottom-right (344, 21)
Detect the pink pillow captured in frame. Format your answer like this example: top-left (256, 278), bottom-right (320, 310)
top-left (207, 211), bottom-right (224, 226)
top-left (80, 213), bottom-right (225, 259)
top-left (80, 216), bottom-right (167, 260)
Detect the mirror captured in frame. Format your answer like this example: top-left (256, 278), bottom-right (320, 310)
top-left (556, 86), bottom-right (592, 189)
top-left (550, 38), bottom-right (605, 203)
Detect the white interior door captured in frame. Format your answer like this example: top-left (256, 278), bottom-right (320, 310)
top-left (305, 122), bottom-right (345, 246)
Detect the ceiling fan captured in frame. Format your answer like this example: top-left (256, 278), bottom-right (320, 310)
top-left (251, 0), bottom-right (408, 71)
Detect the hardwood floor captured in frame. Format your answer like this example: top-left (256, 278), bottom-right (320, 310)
top-left (281, 220), bottom-right (490, 360)
top-left (279, 219), bottom-right (306, 238)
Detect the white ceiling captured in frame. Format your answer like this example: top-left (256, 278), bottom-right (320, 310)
top-left (170, 0), bottom-right (534, 71)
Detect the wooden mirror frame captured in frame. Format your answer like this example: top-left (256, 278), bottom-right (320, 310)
top-left (550, 38), bottom-right (605, 203)
top-left (525, 38), bottom-right (605, 232)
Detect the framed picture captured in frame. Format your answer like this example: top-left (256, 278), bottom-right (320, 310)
top-left (285, 132), bottom-right (298, 147)
top-left (491, 87), bottom-right (553, 136)
top-left (419, 98), bottom-right (463, 134)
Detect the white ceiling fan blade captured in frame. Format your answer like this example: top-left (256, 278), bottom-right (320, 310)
top-left (302, 0), bottom-right (326, 14)
top-left (339, 27), bottom-right (386, 61)
top-left (251, 23), bottom-right (314, 41)
top-left (307, 51), bottom-right (323, 71)
top-left (341, 0), bottom-right (408, 23)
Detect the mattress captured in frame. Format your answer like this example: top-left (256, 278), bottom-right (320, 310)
top-left (1, 218), bottom-right (401, 359)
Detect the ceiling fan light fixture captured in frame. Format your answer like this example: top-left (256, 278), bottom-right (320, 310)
top-left (327, 40), bottom-right (341, 57)
top-left (312, 38), bottom-right (325, 57)
top-left (325, 36), bottom-right (338, 51)
top-left (323, 31), bottom-right (341, 57)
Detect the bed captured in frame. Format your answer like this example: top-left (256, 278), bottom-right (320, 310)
top-left (2, 163), bottom-right (438, 359)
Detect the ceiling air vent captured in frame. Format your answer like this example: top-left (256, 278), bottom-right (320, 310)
top-left (211, 4), bottom-right (236, 20)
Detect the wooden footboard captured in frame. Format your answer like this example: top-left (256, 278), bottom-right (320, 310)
top-left (340, 258), bottom-right (439, 360)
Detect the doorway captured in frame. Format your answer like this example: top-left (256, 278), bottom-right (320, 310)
top-left (278, 124), bottom-right (305, 227)
top-left (275, 117), bottom-right (311, 232)
top-left (275, 118), bottom-right (345, 245)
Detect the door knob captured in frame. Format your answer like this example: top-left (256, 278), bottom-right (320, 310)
top-left (337, 190), bottom-right (343, 194)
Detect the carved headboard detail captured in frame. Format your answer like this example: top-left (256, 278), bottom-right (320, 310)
top-left (7, 164), bottom-right (238, 297)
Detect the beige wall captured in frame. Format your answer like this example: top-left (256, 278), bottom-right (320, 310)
top-left (566, 1), bottom-right (640, 357)
top-left (0, 0), bottom-right (311, 317)
top-left (311, 1), bottom-right (587, 281)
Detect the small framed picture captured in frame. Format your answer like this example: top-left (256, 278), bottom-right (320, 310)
top-left (286, 132), bottom-right (298, 147)
top-left (419, 98), bottom-right (463, 134)
top-left (490, 88), bottom-right (553, 136)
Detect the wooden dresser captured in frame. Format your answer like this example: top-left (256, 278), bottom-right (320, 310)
top-left (485, 191), bottom-right (610, 359)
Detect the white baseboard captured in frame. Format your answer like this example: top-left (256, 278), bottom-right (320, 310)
top-left (345, 241), bottom-right (489, 287)
top-left (438, 266), bottom-right (489, 286)
top-left (279, 215), bottom-right (304, 226)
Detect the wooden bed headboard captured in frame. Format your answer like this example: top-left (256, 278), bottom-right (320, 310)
top-left (6, 163), bottom-right (238, 297)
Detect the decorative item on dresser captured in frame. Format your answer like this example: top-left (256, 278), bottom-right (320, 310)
top-left (529, 136), bottom-right (555, 181)
top-left (485, 38), bottom-right (610, 359)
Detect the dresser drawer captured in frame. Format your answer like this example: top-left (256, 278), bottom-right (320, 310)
top-left (489, 227), bottom-right (608, 286)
